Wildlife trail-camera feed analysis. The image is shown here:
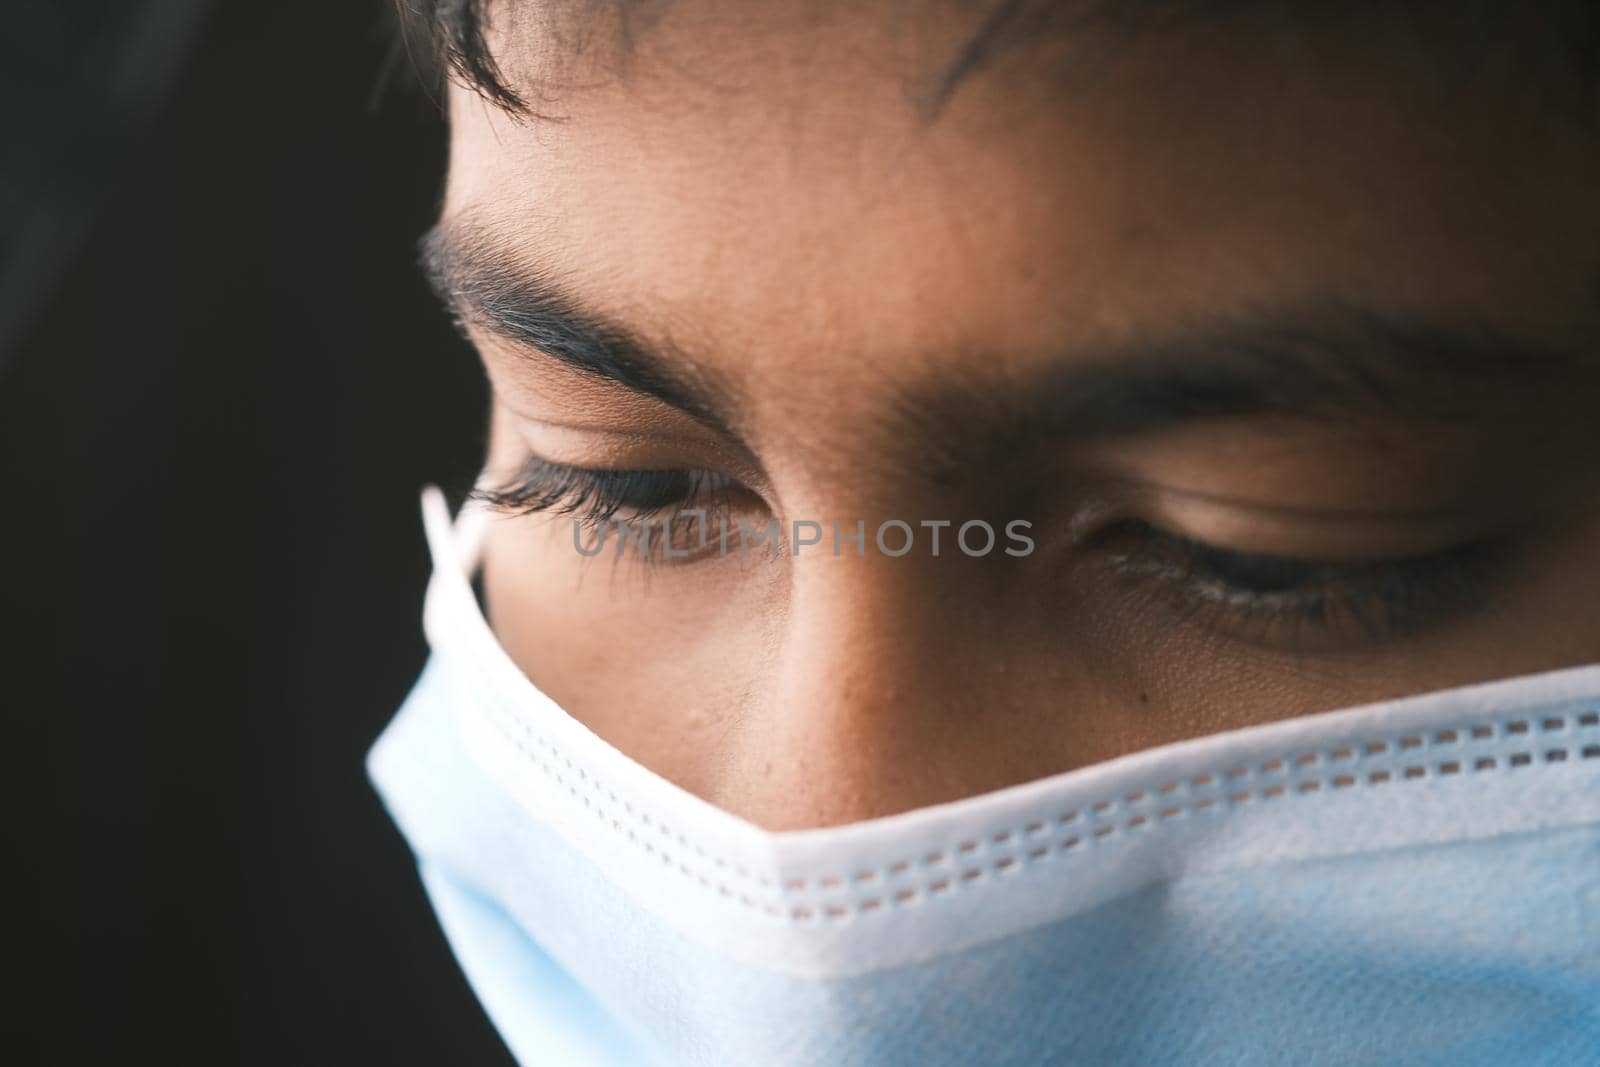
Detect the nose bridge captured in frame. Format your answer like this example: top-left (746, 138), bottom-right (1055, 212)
top-left (712, 547), bottom-right (995, 830)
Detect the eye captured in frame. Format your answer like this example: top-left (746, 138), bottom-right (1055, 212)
top-left (1093, 519), bottom-right (1513, 649)
top-left (475, 454), bottom-right (746, 547)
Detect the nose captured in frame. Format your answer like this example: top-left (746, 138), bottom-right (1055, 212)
top-left (703, 538), bottom-right (1066, 830)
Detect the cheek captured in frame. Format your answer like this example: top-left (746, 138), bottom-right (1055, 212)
top-left (481, 515), bottom-right (782, 799)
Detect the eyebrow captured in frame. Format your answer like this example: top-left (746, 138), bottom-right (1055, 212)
top-left (420, 220), bottom-right (735, 433)
top-left (1015, 312), bottom-right (1584, 436)
top-left (422, 219), bottom-right (1589, 461)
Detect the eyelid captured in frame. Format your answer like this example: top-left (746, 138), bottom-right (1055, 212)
top-left (1095, 518), bottom-right (1513, 652)
top-left (1070, 421), bottom-right (1550, 522)
top-left (500, 407), bottom-right (770, 498)
top-left (477, 333), bottom-right (754, 462)
top-left (1066, 474), bottom-right (1524, 562)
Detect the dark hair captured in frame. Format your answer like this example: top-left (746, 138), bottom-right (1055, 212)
top-left (394, 0), bottom-right (528, 112)
top-left (393, 1), bottom-right (1600, 122)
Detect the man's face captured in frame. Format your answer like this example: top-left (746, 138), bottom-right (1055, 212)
top-left (430, 3), bottom-right (1600, 829)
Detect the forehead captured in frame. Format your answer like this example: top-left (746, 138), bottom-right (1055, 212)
top-left (442, 4), bottom-right (1600, 423)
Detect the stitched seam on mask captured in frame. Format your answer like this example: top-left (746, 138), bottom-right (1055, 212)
top-left (801, 709), bottom-right (1600, 921)
top-left (475, 676), bottom-right (788, 908)
top-left (473, 686), bottom-right (1599, 920)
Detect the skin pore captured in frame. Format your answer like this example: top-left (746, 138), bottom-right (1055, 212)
top-left (425, 2), bottom-right (1600, 830)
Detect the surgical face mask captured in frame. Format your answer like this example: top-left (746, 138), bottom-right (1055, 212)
top-left (368, 489), bottom-right (1600, 1067)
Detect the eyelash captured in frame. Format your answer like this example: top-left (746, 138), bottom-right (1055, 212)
top-left (475, 455), bottom-right (737, 528)
top-left (1094, 520), bottom-right (1508, 648)
top-left (478, 456), bottom-right (1508, 646)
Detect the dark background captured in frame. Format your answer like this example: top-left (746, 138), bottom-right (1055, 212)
top-left (4, 2), bottom-right (516, 1063)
